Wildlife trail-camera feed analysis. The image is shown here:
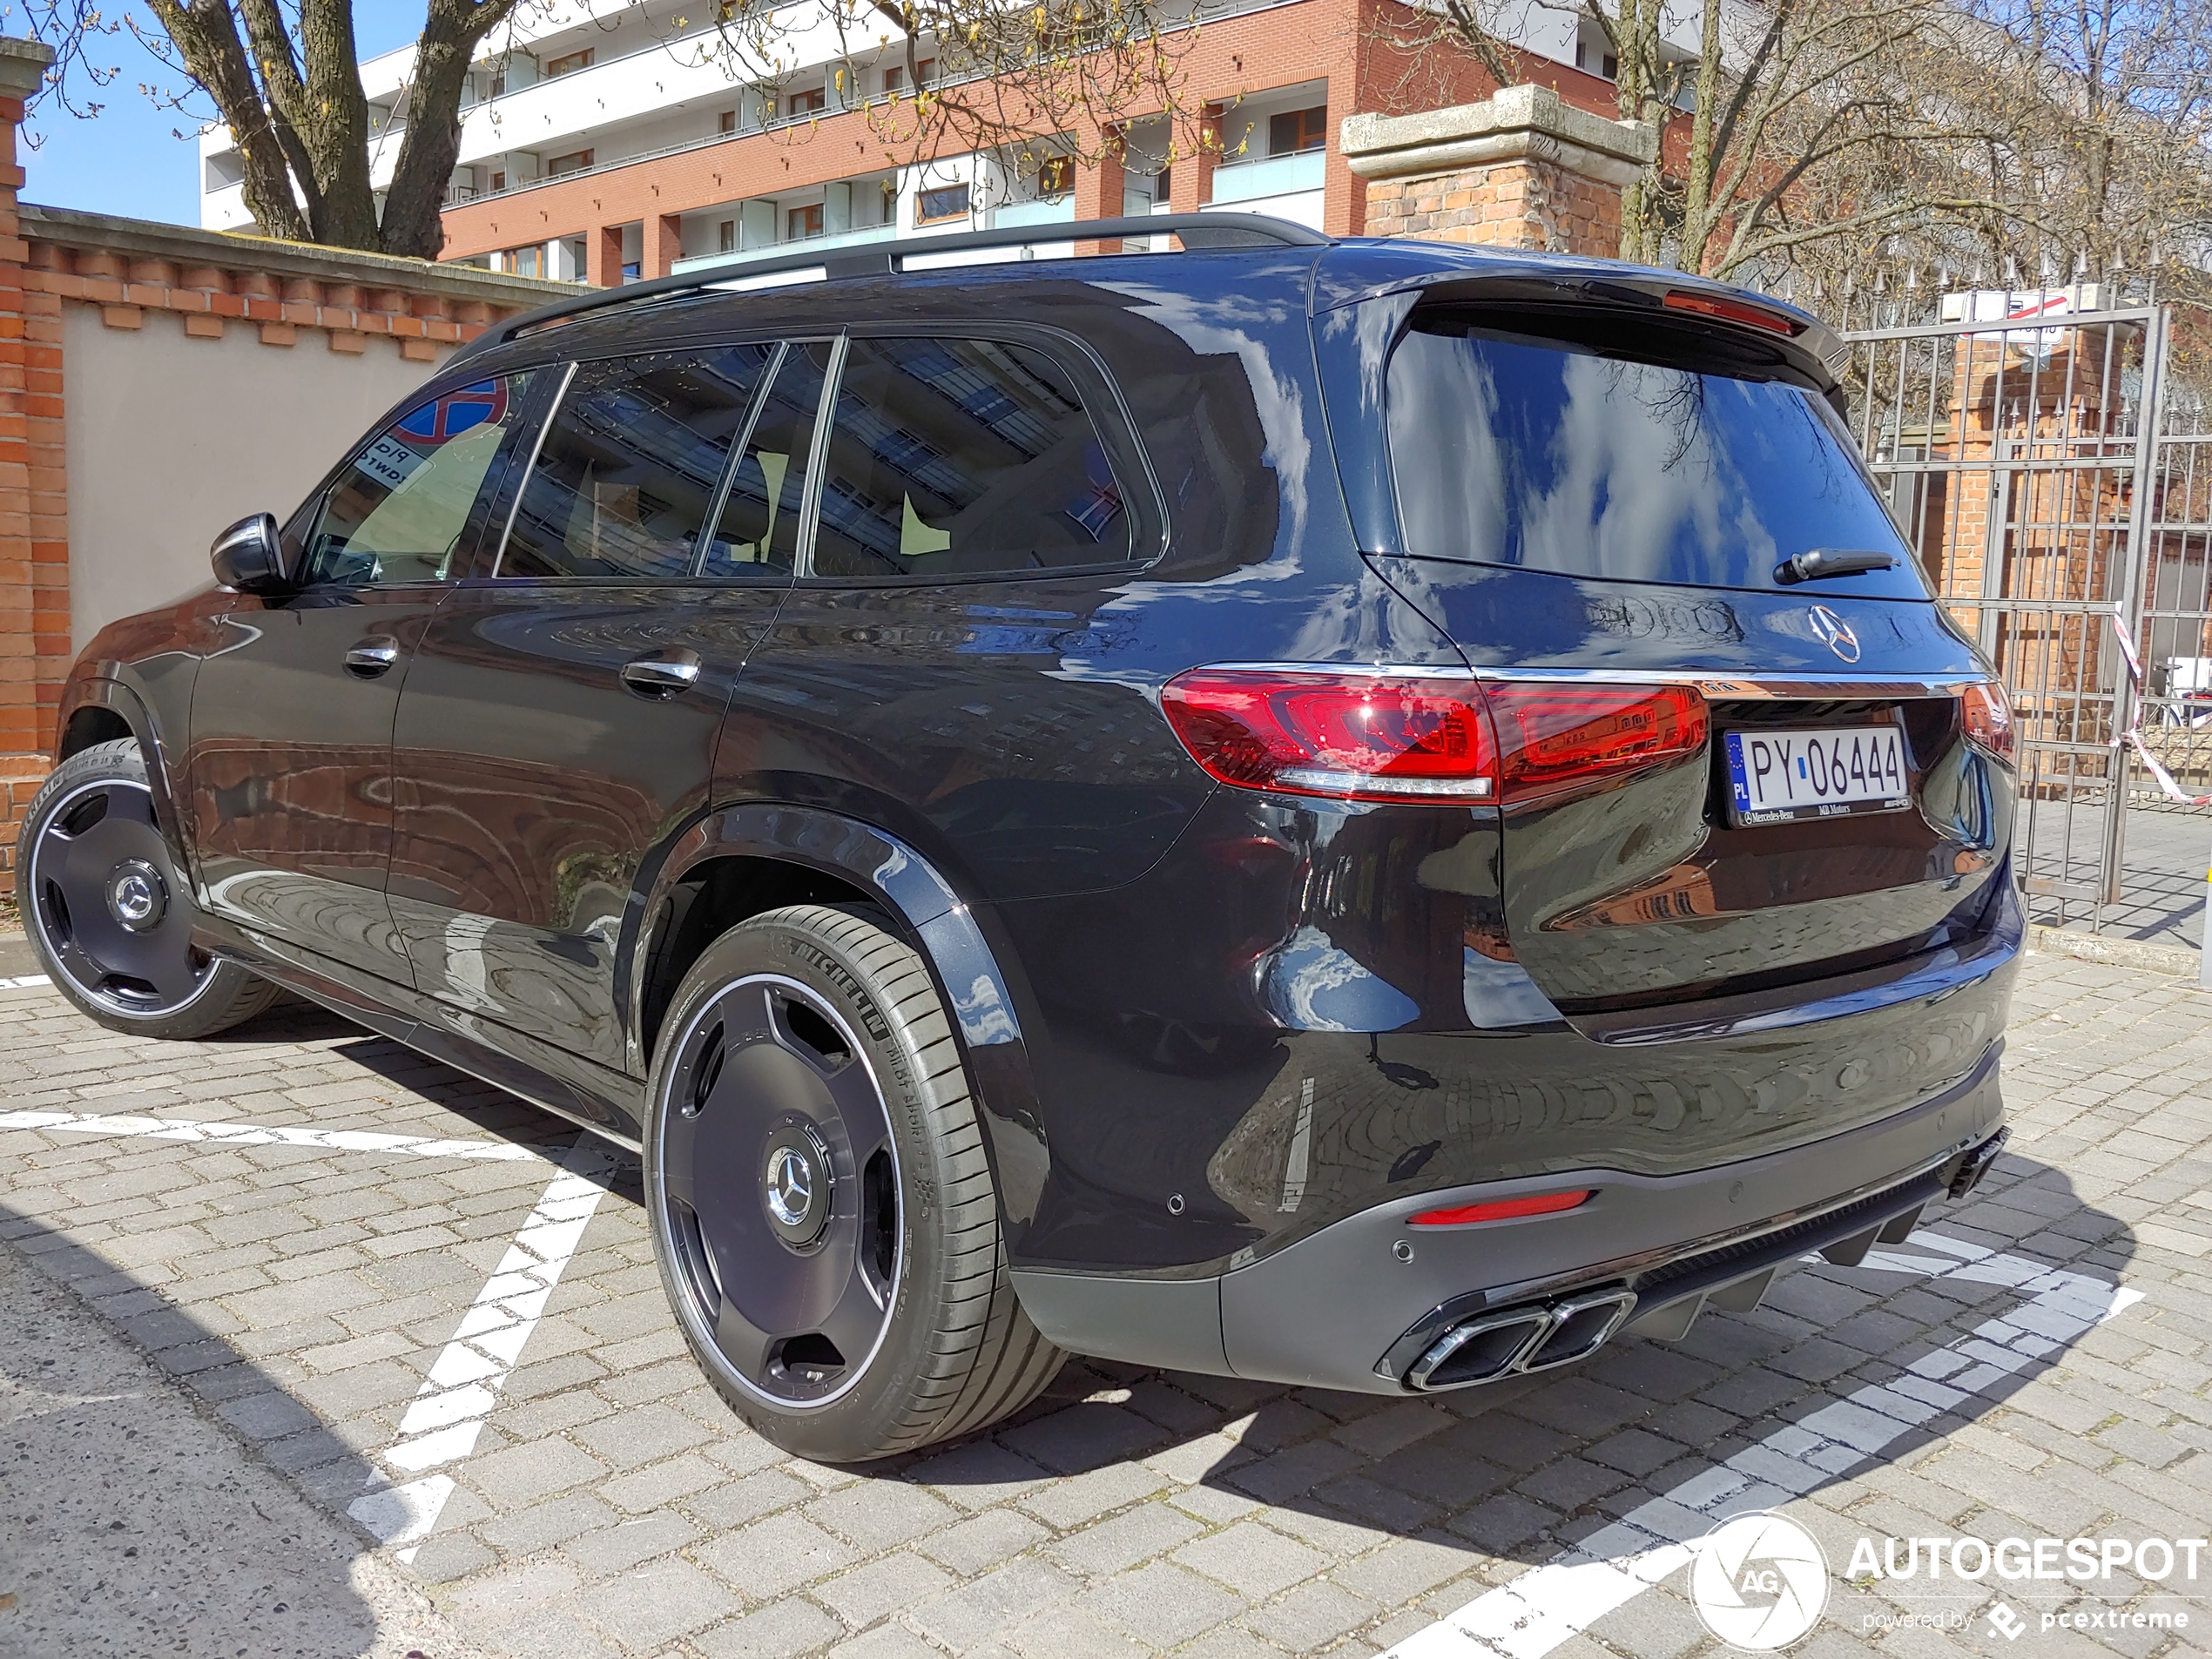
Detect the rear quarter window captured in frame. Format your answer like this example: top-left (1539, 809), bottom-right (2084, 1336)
top-left (1386, 315), bottom-right (1927, 598)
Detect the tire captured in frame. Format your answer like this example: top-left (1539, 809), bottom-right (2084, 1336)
top-left (15, 737), bottom-right (278, 1039)
top-left (644, 903), bottom-right (1063, 1463)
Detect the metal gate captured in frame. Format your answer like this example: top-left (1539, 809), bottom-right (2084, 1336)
top-left (1842, 297), bottom-right (2196, 931)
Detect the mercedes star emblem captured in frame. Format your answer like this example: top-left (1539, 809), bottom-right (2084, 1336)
top-left (1807, 604), bottom-right (1861, 663)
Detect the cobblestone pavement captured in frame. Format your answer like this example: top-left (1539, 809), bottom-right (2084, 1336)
top-left (3, 951), bottom-right (2209, 1659)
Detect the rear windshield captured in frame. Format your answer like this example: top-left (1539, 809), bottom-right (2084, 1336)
top-left (1386, 314), bottom-right (1926, 597)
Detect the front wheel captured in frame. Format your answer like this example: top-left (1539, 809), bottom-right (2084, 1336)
top-left (16, 738), bottom-right (277, 1039)
top-left (644, 904), bottom-right (1062, 1463)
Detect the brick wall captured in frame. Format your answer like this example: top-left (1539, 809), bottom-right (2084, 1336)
top-left (1360, 154), bottom-right (1624, 258)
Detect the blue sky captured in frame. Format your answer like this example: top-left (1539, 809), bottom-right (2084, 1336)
top-left (20, 3), bottom-right (424, 226)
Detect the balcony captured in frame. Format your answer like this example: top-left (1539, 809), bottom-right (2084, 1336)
top-left (671, 221), bottom-right (897, 277)
top-left (1208, 148), bottom-right (1325, 204)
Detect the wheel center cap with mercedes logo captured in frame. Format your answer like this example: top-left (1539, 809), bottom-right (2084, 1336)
top-left (761, 1122), bottom-right (833, 1248)
top-left (1807, 604), bottom-right (1861, 663)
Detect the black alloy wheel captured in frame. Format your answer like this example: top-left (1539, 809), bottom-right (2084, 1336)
top-left (659, 971), bottom-right (902, 1406)
top-left (646, 904), bottom-right (1063, 1462)
top-left (17, 738), bottom-right (276, 1037)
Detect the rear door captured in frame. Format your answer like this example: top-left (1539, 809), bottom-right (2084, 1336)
top-left (185, 371), bottom-right (543, 986)
top-left (386, 341), bottom-right (808, 1083)
top-left (1366, 303), bottom-right (2013, 1011)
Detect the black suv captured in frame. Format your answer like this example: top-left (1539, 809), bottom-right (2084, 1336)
top-left (21, 214), bottom-right (2018, 1462)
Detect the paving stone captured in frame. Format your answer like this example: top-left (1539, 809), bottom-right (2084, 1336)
top-left (469, 1437), bottom-right (615, 1509)
top-left (806, 1479), bottom-right (961, 1553)
top-left (695, 1598), bottom-right (847, 1658)
top-left (814, 1551), bottom-right (958, 1627)
top-left (909, 1556), bottom-right (1082, 1650)
top-left (1080, 1559), bottom-right (1246, 1647)
top-left (1174, 1520), bottom-right (1332, 1599)
top-left (698, 1511), bottom-right (862, 1599)
top-left (570, 1555), bottom-right (741, 1651)
top-left (559, 1510), bottom-right (702, 1575)
top-left (1049, 1501), bottom-right (1207, 1577)
top-left (914, 1508), bottom-right (1053, 1575)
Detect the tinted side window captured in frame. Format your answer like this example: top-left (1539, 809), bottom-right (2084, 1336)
top-left (810, 336), bottom-right (1133, 580)
top-left (702, 341), bottom-right (829, 578)
top-left (303, 373), bottom-right (537, 586)
top-left (501, 346), bottom-right (781, 579)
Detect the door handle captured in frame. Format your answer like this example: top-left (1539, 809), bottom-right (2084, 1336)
top-left (345, 637), bottom-right (401, 677)
top-left (621, 650), bottom-right (704, 699)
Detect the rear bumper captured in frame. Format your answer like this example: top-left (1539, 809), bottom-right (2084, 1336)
top-left (1012, 1037), bottom-right (2003, 1392)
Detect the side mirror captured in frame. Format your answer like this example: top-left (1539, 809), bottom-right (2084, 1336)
top-left (211, 513), bottom-right (289, 594)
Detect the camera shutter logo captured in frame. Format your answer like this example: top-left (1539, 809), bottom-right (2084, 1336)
top-left (1689, 1511), bottom-right (1831, 1649)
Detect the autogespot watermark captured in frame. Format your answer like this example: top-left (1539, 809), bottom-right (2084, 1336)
top-left (1688, 1514), bottom-right (2204, 1650)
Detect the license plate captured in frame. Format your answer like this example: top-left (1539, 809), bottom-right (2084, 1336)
top-left (1724, 724), bottom-right (1912, 825)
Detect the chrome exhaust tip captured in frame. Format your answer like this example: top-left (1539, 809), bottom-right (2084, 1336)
top-left (1406, 1306), bottom-right (1553, 1391)
top-left (1404, 1289), bottom-right (1638, 1392)
top-left (1520, 1289), bottom-right (1638, 1372)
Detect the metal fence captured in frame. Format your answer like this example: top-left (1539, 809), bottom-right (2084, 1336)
top-left (1840, 292), bottom-right (2209, 934)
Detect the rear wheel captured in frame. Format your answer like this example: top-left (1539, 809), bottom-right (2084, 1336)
top-left (644, 903), bottom-right (1062, 1463)
top-left (16, 738), bottom-right (277, 1038)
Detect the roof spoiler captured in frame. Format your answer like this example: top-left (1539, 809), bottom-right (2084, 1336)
top-left (457, 212), bottom-right (1332, 361)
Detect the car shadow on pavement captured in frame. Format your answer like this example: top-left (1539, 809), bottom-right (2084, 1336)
top-left (0, 1210), bottom-right (464, 1659)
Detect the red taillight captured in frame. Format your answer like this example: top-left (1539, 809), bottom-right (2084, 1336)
top-left (1160, 670), bottom-right (1708, 806)
top-left (1412, 1190), bottom-right (1593, 1227)
top-left (1962, 680), bottom-right (2014, 763)
top-left (1160, 670), bottom-right (1499, 803)
top-left (1662, 288), bottom-right (1801, 336)
top-left (1484, 684), bottom-right (1709, 802)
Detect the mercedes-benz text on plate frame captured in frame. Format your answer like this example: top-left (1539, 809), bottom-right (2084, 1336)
top-left (1726, 722), bottom-right (1912, 826)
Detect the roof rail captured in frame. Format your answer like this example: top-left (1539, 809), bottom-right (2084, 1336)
top-left (465, 212), bottom-right (1332, 355)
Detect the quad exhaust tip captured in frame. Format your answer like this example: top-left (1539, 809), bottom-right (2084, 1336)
top-left (1406, 1289), bottom-right (1637, 1392)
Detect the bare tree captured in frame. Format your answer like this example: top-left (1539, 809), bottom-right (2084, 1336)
top-left (1362, 0), bottom-right (2211, 293)
top-left (7, 0), bottom-right (1221, 259)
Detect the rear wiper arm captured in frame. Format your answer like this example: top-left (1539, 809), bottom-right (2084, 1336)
top-left (1775, 548), bottom-right (1898, 584)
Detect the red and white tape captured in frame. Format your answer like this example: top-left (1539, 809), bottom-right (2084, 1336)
top-left (2109, 603), bottom-right (2212, 806)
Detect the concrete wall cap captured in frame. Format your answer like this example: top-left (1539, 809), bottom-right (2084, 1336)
top-left (0, 36), bottom-right (54, 99)
top-left (1342, 84), bottom-right (1656, 185)
top-left (17, 202), bottom-right (581, 311)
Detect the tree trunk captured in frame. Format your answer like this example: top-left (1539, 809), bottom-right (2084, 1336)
top-left (378, 0), bottom-right (489, 260)
top-left (1678, 0), bottom-right (1723, 272)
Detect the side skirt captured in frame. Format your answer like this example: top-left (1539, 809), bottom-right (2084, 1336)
top-left (192, 919), bottom-right (646, 1151)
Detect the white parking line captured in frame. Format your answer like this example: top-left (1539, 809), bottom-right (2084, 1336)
top-left (348, 1136), bottom-right (619, 1559)
top-left (0, 974), bottom-right (51, 989)
top-left (1386, 1232), bottom-right (2145, 1659)
top-left (0, 1108), bottom-right (555, 1163)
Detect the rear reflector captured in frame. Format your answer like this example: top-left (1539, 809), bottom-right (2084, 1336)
top-left (1662, 289), bottom-right (1801, 336)
top-left (1961, 679), bottom-right (2015, 763)
top-left (1160, 670), bottom-right (1707, 806)
top-left (1412, 1190), bottom-right (1593, 1227)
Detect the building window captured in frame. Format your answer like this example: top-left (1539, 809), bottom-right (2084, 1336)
top-left (547, 148), bottom-right (594, 176)
top-left (718, 108), bottom-right (738, 133)
top-left (787, 203), bottom-right (824, 239)
top-left (916, 182), bottom-right (970, 225)
top-left (883, 57), bottom-right (934, 93)
top-left (544, 46), bottom-right (595, 77)
top-left (1155, 165), bottom-right (1170, 202)
top-left (489, 71), bottom-right (507, 98)
top-left (1269, 105), bottom-right (1328, 156)
top-left (718, 219), bottom-right (737, 252)
top-left (1036, 156), bottom-right (1074, 198)
top-left (785, 85), bottom-right (826, 116)
top-left (1574, 41), bottom-right (1619, 78)
top-left (489, 169), bottom-right (507, 192)
top-left (508, 245), bottom-right (544, 279)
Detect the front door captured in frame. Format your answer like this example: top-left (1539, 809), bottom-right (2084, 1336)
top-left (388, 341), bottom-right (819, 1082)
top-left (185, 370), bottom-right (545, 986)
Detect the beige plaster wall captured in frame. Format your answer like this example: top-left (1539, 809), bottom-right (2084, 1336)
top-left (62, 306), bottom-right (457, 648)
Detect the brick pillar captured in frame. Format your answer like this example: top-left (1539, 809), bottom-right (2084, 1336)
top-left (1340, 84), bottom-right (1653, 259)
top-left (645, 212), bottom-right (682, 280)
top-left (1167, 105), bottom-right (1220, 216)
top-left (1073, 136), bottom-right (1126, 256)
top-left (0, 35), bottom-right (53, 895)
top-left (587, 224), bottom-right (625, 288)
